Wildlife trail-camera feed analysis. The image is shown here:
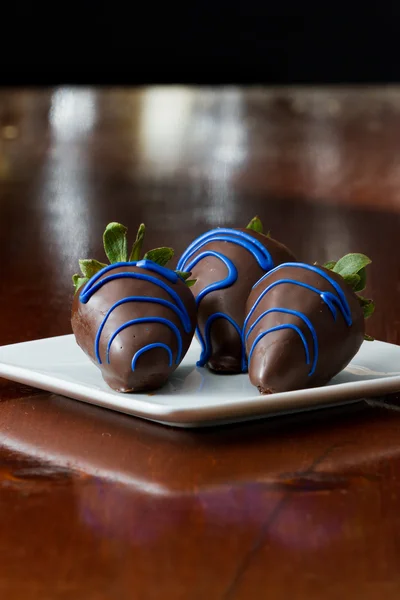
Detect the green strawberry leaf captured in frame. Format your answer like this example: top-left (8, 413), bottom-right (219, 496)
top-left (72, 274), bottom-right (89, 294)
top-left (143, 247), bottom-right (174, 267)
top-left (354, 267), bottom-right (367, 292)
top-left (364, 333), bottom-right (374, 341)
top-left (325, 253), bottom-right (374, 323)
top-left (323, 260), bottom-right (337, 270)
top-left (342, 273), bottom-right (361, 290)
top-left (246, 216), bottom-right (263, 233)
top-left (129, 223), bottom-right (146, 261)
top-left (357, 295), bottom-right (375, 319)
top-left (175, 270), bottom-right (192, 280)
top-left (175, 270), bottom-right (196, 286)
top-left (332, 253), bottom-right (371, 277)
top-left (73, 221), bottom-right (181, 291)
top-left (79, 259), bottom-right (107, 278)
top-left (103, 222), bottom-right (128, 264)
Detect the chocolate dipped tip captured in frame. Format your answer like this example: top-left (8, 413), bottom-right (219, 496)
top-left (207, 353), bottom-right (242, 374)
top-left (249, 329), bottom-right (313, 394)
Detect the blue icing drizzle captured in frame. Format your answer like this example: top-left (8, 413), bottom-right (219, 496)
top-left (245, 308), bottom-right (318, 376)
top-left (179, 250), bottom-right (240, 367)
top-left (245, 262), bottom-right (352, 377)
top-left (135, 259), bottom-right (179, 282)
top-left (182, 250), bottom-right (238, 305)
top-left (79, 260), bottom-right (190, 371)
top-left (177, 228), bottom-right (273, 272)
top-left (106, 317), bottom-right (182, 365)
top-left (95, 296), bottom-right (191, 364)
top-left (203, 312), bottom-right (247, 371)
top-left (248, 324), bottom-right (310, 366)
top-left (131, 344), bottom-right (173, 370)
top-left (252, 263), bottom-right (352, 325)
top-left (80, 261), bottom-right (180, 301)
top-left (177, 228), bottom-right (274, 371)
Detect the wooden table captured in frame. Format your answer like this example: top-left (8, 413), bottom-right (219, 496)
top-left (1, 87), bottom-right (400, 600)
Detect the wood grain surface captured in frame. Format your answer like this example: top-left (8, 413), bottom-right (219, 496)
top-left (1, 87), bottom-right (400, 599)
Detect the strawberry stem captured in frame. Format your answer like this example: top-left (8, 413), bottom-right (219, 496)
top-left (324, 252), bottom-right (375, 340)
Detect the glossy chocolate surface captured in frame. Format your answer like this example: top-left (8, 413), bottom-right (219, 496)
top-left (178, 228), bottom-right (296, 373)
top-left (72, 262), bottom-right (196, 392)
top-left (2, 87), bottom-right (400, 600)
top-left (245, 264), bottom-right (365, 393)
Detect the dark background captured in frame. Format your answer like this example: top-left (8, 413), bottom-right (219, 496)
top-left (1, 7), bottom-right (399, 84)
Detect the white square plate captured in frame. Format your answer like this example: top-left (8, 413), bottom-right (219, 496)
top-left (0, 335), bottom-right (400, 427)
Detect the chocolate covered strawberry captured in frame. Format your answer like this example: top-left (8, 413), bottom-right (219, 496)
top-left (176, 217), bottom-right (297, 373)
top-left (72, 223), bottom-right (196, 392)
top-left (244, 253), bottom-right (375, 394)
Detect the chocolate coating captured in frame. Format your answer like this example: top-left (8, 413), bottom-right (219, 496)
top-left (178, 228), bottom-right (296, 373)
top-left (71, 263), bottom-right (196, 393)
top-left (244, 264), bottom-right (365, 394)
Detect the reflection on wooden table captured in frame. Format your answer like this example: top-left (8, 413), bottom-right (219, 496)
top-left (1, 87), bottom-right (400, 599)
